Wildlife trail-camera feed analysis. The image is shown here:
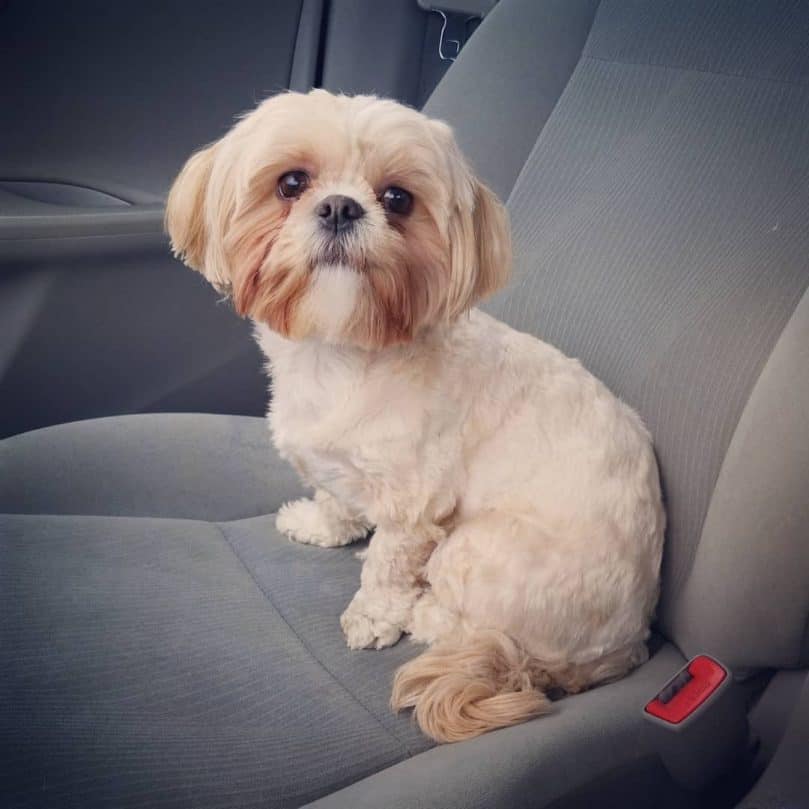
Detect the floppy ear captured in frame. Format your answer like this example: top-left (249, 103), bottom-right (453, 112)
top-left (445, 176), bottom-right (512, 318)
top-left (470, 180), bottom-right (511, 300)
top-left (165, 144), bottom-right (217, 274)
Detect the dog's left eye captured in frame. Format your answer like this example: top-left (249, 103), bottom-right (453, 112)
top-left (278, 170), bottom-right (310, 200)
top-left (381, 186), bottom-right (413, 216)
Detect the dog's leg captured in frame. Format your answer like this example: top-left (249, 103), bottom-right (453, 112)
top-left (407, 590), bottom-right (461, 645)
top-left (276, 489), bottom-right (371, 548)
top-left (340, 524), bottom-right (439, 650)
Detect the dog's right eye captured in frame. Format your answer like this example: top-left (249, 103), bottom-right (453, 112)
top-left (278, 171), bottom-right (310, 200)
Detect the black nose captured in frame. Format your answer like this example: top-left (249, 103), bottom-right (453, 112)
top-left (316, 195), bottom-right (365, 232)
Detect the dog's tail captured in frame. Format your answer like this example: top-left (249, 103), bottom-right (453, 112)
top-left (391, 629), bottom-right (553, 743)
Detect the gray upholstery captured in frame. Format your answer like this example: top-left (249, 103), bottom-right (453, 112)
top-left (584, 0), bottom-right (809, 84)
top-left (304, 643), bottom-right (687, 809)
top-left (736, 672), bottom-right (809, 809)
top-left (0, 416), bottom-right (688, 809)
top-left (749, 669), bottom-right (809, 765)
top-left (486, 0), bottom-right (809, 668)
top-left (3, 0), bottom-right (809, 807)
top-left (672, 289), bottom-right (809, 669)
top-left (424, 0), bottom-right (602, 200)
top-left (0, 510), bottom-right (428, 808)
top-left (0, 414), bottom-right (302, 521)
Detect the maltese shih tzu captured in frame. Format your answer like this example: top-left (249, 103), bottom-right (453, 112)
top-left (166, 90), bottom-right (665, 743)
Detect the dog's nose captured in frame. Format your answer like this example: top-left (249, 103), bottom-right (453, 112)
top-left (316, 195), bottom-right (365, 232)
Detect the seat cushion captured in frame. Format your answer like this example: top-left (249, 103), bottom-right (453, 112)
top-left (1, 413), bottom-right (690, 808)
top-left (0, 413), bottom-right (303, 521)
top-left (1, 510), bottom-right (432, 809)
top-left (304, 642), bottom-right (687, 809)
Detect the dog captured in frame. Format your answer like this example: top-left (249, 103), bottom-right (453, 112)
top-left (166, 89), bottom-right (665, 743)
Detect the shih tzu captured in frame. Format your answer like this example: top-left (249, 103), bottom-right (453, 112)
top-left (166, 90), bottom-right (665, 743)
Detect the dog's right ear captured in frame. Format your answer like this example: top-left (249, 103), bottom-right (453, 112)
top-left (165, 144), bottom-right (217, 275)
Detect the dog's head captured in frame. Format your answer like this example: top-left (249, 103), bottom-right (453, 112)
top-left (166, 90), bottom-right (511, 348)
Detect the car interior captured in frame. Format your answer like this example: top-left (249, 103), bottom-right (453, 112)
top-left (1, 1), bottom-right (808, 807)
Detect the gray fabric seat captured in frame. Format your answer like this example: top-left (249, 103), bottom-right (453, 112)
top-left (3, 1), bottom-right (809, 807)
top-left (1, 415), bottom-right (687, 808)
top-left (1, 483), bottom-right (433, 807)
top-left (0, 414), bottom-right (301, 521)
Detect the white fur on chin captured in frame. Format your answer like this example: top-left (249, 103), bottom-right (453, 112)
top-left (298, 265), bottom-right (361, 343)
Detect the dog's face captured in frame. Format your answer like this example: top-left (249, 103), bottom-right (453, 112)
top-left (166, 90), bottom-right (511, 348)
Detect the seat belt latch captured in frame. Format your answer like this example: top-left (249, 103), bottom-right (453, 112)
top-left (643, 654), bottom-right (749, 789)
top-left (645, 654), bottom-right (728, 726)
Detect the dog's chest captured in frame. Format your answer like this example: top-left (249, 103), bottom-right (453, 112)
top-left (256, 325), bottom-right (465, 508)
top-left (271, 353), bottom-right (361, 438)
top-left (267, 347), bottom-right (388, 489)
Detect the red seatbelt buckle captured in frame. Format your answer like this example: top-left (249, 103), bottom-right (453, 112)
top-left (645, 655), bottom-right (728, 727)
top-left (643, 654), bottom-right (747, 789)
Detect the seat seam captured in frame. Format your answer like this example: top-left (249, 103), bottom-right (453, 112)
top-left (212, 520), bottom-right (419, 757)
top-left (583, 53), bottom-right (809, 89)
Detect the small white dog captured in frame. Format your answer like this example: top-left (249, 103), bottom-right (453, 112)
top-left (166, 90), bottom-right (665, 743)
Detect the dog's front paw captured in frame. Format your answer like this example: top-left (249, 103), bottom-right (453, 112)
top-left (276, 498), bottom-right (367, 548)
top-left (340, 596), bottom-right (402, 650)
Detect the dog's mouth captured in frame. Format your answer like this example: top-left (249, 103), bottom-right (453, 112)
top-left (315, 242), bottom-right (349, 264)
top-left (311, 239), bottom-right (363, 271)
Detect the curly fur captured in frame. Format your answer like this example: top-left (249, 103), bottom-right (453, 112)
top-left (166, 90), bottom-right (665, 743)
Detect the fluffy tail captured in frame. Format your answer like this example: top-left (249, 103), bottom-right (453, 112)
top-left (391, 630), bottom-right (553, 743)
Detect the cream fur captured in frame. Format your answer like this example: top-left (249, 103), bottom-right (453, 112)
top-left (166, 90), bottom-right (665, 743)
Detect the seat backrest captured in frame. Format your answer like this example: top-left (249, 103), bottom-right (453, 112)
top-left (428, 0), bottom-right (809, 671)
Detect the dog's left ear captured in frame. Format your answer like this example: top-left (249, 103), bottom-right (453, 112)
top-left (469, 180), bottom-right (512, 300)
top-left (445, 175), bottom-right (512, 319)
top-left (438, 123), bottom-right (512, 319)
